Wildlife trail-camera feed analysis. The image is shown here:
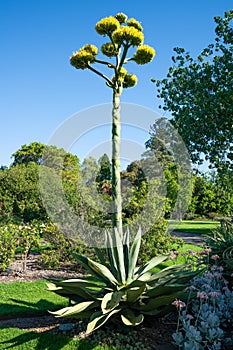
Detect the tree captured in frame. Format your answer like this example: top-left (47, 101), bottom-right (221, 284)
top-left (0, 143), bottom-right (81, 223)
top-left (153, 10), bottom-right (233, 174)
top-left (70, 12), bottom-right (155, 233)
top-left (12, 142), bottom-right (45, 165)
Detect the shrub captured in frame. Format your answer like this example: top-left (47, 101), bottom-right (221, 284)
top-left (0, 224), bottom-right (18, 271)
top-left (39, 223), bottom-right (88, 269)
top-left (140, 219), bottom-right (184, 263)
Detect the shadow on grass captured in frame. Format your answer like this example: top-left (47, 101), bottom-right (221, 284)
top-left (1, 298), bottom-right (67, 317)
top-left (0, 327), bottom-right (98, 350)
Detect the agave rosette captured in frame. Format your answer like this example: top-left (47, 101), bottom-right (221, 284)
top-left (47, 228), bottom-right (199, 333)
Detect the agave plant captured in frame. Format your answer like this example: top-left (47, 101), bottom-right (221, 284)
top-left (205, 219), bottom-right (233, 277)
top-left (47, 228), bottom-right (199, 333)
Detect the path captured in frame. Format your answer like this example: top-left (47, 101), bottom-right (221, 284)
top-left (171, 231), bottom-right (207, 246)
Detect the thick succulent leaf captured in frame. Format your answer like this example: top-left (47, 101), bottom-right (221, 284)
top-left (46, 282), bottom-right (99, 300)
top-left (121, 309), bottom-right (144, 326)
top-left (105, 229), bottom-right (119, 279)
top-left (123, 228), bottom-right (130, 279)
top-left (49, 300), bottom-right (98, 318)
top-left (168, 269), bottom-right (202, 285)
top-left (112, 227), bottom-right (126, 284)
top-left (144, 264), bottom-right (185, 285)
top-left (124, 279), bottom-right (146, 289)
top-left (145, 284), bottom-right (187, 298)
top-left (48, 281), bottom-right (102, 300)
top-left (74, 254), bottom-right (119, 286)
top-left (126, 284), bottom-right (146, 303)
top-left (135, 292), bottom-right (184, 312)
top-left (127, 227), bottom-right (142, 282)
top-left (54, 278), bottom-right (105, 289)
top-left (94, 246), bottom-right (107, 265)
top-left (101, 291), bottom-right (124, 314)
top-left (86, 308), bottom-right (121, 334)
top-left (136, 255), bottom-right (169, 278)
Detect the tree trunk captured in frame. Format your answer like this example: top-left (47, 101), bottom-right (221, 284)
top-left (111, 89), bottom-right (122, 235)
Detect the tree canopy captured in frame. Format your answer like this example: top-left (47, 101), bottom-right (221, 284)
top-left (153, 10), bottom-right (233, 174)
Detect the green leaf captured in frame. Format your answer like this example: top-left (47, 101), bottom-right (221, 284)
top-left (50, 300), bottom-right (98, 318)
top-left (135, 292), bottom-right (184, 312)
top-left (123, 228), bottom-right (130, 279)
top-left (101, 291), bottom-right (124, 314)
top-left (86, 308), bottom-right (121, 334)
top-left (46, 282), bottom-right (98, 300)
top-left (145, 284), bottom-right (186, 298)
top-left (121, 309), bottom-right (144, 326)
top-left (74, 254), bottom-right (119, 286)
top-left (112, 227), bottom-right (126, 284)
top-left (136, 255), bottom-right (169, 278)
top-left (105, 229), bottom-right (119, 279)
top-left (127, 227), bottom-right (142, 282)
top-left (126, 284), bottom-right (146, 303)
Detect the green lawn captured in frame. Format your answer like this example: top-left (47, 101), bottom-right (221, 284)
top-left (0, 327), bottom-right (114, 350)
top-left (173, 220), bottom-right (220, 235)
top-left (0, 280), bottom-right (67, 316)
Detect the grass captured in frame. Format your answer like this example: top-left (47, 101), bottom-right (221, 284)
top-left (0, 327), bottom-right (115, 350)
top-left (173, 220), bottom-right (220, 235)
top-left (0, 280), bottom-right (67, 316)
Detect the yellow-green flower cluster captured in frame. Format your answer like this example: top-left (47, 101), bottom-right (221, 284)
top-left (95, 16), bottom-right (120, 35)
top-left (115, 12), bottom-right (127, 24)
top-left (112, 26), bottom-right (144, 47)
top-left (123, 74), bottom-right (138, 88)
top-left (133, 45), bottom-right (156, 64)
top-left (127, 18), bottom-right (143, 31)
top-left (101, 42), bottom-right (118, 57)
top-left (70, 44), bottom-right (98, 70)
top-left (118, 67), bottom-right (127, 78)
top-left (82, 44), bottom-right (98, 56)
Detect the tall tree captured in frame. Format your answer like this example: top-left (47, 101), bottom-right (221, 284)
top-left (153, 10), bottom-right (233, 174)
top-left (70, 12), bottom-right (155, 234)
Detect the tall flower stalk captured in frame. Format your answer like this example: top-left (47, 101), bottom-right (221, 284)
top-left (70, 12), bottom-right (155, 234)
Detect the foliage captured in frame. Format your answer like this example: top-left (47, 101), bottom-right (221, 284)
top-left (140, 218), bottom-right (183, 263)
top-left (172, 264), bottom-right (233, 349)
top-left (0, 143), bottom-right (81, 223)
top-left (0, 224), bottom-right (18, 271)
top-left (188, 173), bottom-right (233, 217)
top-left (0, 163), bottom-right (46, 222)
top-left (0, 222), bottom-right (44, 272)
top-left (39, 223), bottom-right (88, 269)
top-left (205, 219), bottom-right (233, 278)
top-left (153, 10), bottom-right (233, 174)
top-left (48, 228), bottom-right (200, 334)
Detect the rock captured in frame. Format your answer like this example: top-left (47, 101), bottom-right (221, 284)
top-left (59, 323), bottom-right (74, 331)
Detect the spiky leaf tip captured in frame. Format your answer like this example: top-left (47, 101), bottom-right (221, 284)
top-left (95, 16), bottom-right (120, 35)
top-left (70, 49), bottom-right (95, 70)
top-left (133, 45), bottom-right (156, 64)
top-left (112, 27), bottom-right (144, 47)
top-left (101, 42), bottom-right (118, 57)
top-left (127, 18), bottom-right (143, 31)
top-left (115, 12), bottom-right (128, 24)
top-left (123, 74), bottom-right (138, 88)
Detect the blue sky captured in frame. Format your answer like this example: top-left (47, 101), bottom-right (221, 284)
top-left (0, 0), bottom-right (232, 167)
